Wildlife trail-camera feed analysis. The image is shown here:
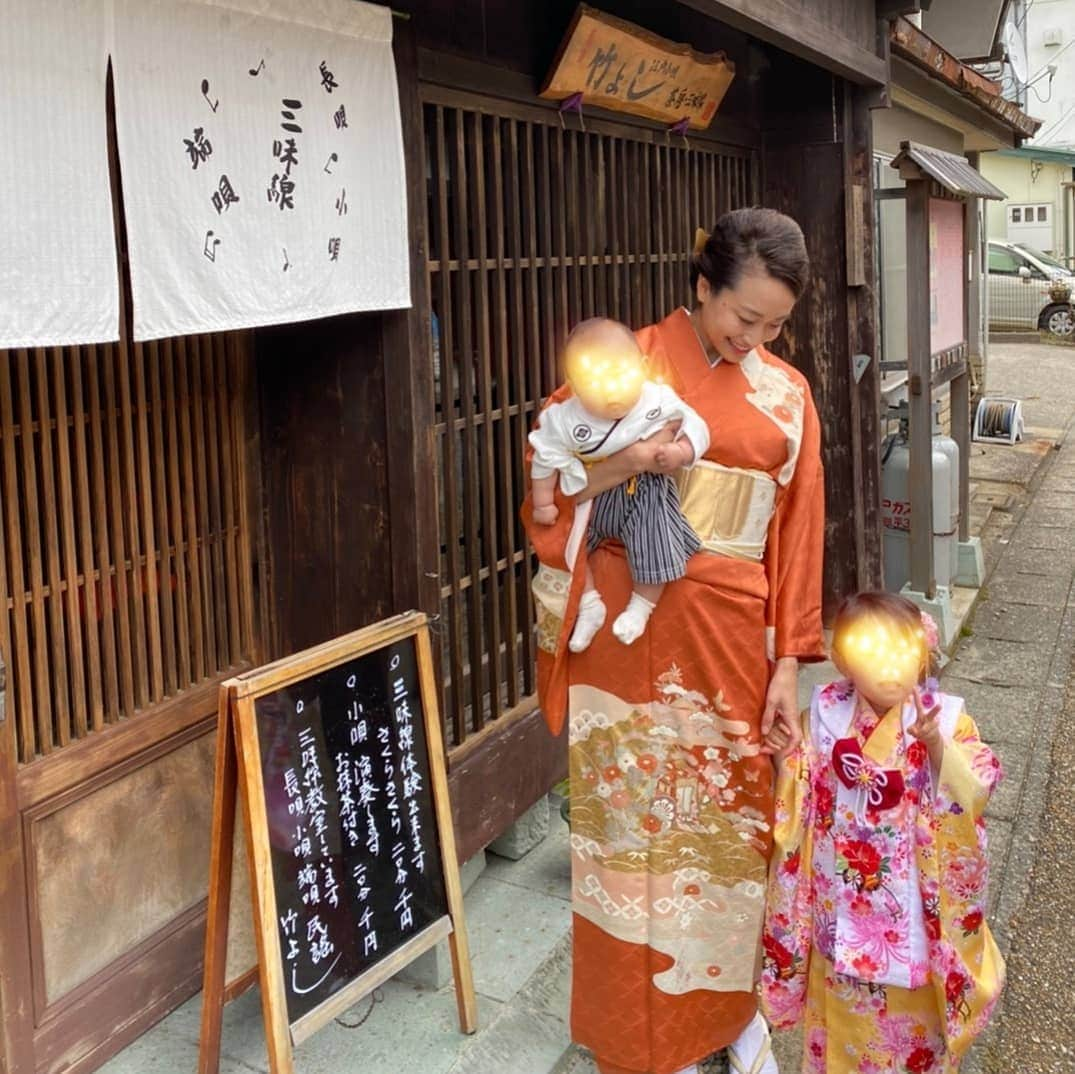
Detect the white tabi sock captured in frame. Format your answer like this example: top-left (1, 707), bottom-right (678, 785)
top-left (727, 1012), bottom-right (779, 1074)
top-left (673, 1065), bottom-right (700, 1074)
top-left (569, 590), bottom-right (607, 652)
top-left (611, 592), bottom-right (656, 645)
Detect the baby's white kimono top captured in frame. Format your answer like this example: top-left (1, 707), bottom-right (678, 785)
top-left (528, 381), bottom-right (710, 495)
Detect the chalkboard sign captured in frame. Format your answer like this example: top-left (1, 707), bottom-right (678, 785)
top-left (255, 636), bottom-right (447, 1024)
top-left (198, 613), bottom-right (476, 1074)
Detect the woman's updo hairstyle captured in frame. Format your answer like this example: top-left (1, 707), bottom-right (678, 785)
top-left (690, 208), bottom-right (810, 300)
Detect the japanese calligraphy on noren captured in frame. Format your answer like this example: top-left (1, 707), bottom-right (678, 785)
top-left (211, 174), bottom-right (240, 213)
top-left (539, 3), bottom-right (735, 131)
top-left (118, 0), bottom-right (411, 343)
top-left (319, 60), bottom-right (338, 93)
top-left (184, 127), bottom-right (213, 169)
top-left (251, 635), bottom-right (448, 1025)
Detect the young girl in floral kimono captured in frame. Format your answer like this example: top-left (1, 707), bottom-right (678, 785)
top-left (761, 592), bottom-right (1004, 1074)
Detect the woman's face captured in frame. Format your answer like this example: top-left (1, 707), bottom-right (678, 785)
top-left (694, 269), bottom-right (797, 364)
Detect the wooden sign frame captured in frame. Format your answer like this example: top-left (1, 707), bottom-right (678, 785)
top-left (198, 611), bottom-right (476, 1074)
top-left (539, 3), bottom-right (736, 131)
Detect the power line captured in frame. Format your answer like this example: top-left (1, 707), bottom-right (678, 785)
top-left (1035, 99), bottom-right (1075, 145)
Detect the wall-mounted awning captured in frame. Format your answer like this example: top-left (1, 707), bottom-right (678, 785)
top-left (891, 141), bottom-right (1007, 199)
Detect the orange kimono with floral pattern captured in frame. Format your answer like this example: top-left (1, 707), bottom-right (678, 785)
top-left (522, 308), bottom-right (826, 1074)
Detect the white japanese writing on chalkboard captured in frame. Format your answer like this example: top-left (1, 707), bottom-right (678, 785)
top-left (253, 636), bottom-right (448, 1024)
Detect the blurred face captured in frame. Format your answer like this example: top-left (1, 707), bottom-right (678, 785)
top-left (834, 616), bottom-right (928, 714)
top-left (694, 268), bottom-right (797, 364)
top-left (565, 345), bottom-right (646, 421)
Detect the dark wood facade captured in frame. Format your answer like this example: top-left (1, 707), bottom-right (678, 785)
top-left (0, 3), bottom-right (886, 1072)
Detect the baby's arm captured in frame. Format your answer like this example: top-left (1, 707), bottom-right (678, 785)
top-left (531, 472), bottom-right (560, 525)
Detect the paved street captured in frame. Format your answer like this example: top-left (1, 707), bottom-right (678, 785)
top-left (960, 339), bottom-right (1075, 1074)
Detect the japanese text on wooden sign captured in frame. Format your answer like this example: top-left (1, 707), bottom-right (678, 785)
top-left (540, 4), bottom-right (735, 130)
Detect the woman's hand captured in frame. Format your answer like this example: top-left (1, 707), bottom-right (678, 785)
top-left (761, 657), bottom-right (799, 746)
top-left (628, 423), bottom-right (682, 475)
top-left (576, 424), bottom-right (680, 502)
top-left (653, 436), bottom-right (694, 473)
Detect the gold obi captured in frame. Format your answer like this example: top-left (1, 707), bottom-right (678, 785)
top-left (675, 461), bottom-right (777, 562)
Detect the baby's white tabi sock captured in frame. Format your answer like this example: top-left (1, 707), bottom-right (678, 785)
top-left (569, 590), bottom-right (606, 652)
top-left (672, 1065), bottom-right (699, 1074)
top-left (612, 592), bottom-right (656, 646)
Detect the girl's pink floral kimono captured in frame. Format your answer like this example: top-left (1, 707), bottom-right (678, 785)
top-left (761, 680), bottom-right (1005, 1073)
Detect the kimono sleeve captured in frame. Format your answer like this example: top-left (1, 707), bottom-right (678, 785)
top-left (765, 386), bottom-right (825, 662)
top-left (760, 711), bottom-right (815, 1030)
top-left (935, 710), bottom-right (1004, 819)
top-left (928, 711), bottom-right (1006, 1060)
top-left (528, 400), bottom-right (589, 496)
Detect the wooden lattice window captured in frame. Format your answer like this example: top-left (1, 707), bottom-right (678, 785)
top-left (422, 87), bottom-right (757, 748)
top-left (0, 336), bottom-right (256, 763)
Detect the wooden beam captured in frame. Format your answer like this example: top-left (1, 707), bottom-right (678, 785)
top-left (0, 660), bottom-right (35, 1074)
top-left (447, 705), bottom-right (566, 864)
top-left (876, 1), bottom-right (924, 17)
top-left (959, 174), bottom-right (981, 544)
top-left (384, 20), bottom-right (440, 623)
top-left (416, 48), bottom-right (763, 150)
top-left (844, 84), bottom-right (884, 591)
top-left (952, 372), bottom-right (971, 544)
top-left (905, 178), bottom-right (935, 597)
top-left (676, 0), bottom-right (888, 86)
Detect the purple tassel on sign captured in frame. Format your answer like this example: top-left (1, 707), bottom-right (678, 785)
top-left (558, 91), bottom-right (585, 130)
top-left (559, 91), bottom-right (584, 114)
top-left (668, 116), bottom-right (691, 136)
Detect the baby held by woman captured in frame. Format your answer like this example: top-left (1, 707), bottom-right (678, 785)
top-left (528, 318), bottom-right (708, 651)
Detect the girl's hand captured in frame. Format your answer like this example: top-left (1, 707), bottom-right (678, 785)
top-left (761, 709), bottom-right (801, 763)
top-left (532, 503), bottom-right (559, 525)
top-left (910, 687), bottom-right (945, 769)
top-left (762, 657), bottom-right (799, 742)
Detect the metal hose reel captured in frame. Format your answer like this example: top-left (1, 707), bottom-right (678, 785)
top-left (973, 397), bottom-right (1024, 445)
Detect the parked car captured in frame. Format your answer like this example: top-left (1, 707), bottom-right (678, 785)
top-left (987, 239), bottom-right (1074, 337)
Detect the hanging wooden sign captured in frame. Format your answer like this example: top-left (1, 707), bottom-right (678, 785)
top-left (198, 612), bottom-right (476, 1074)
top-left (540, 4), bottom-right (735, 130)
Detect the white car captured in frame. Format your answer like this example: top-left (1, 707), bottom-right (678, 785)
top-left (987, 240), bottom-right (1074, 337)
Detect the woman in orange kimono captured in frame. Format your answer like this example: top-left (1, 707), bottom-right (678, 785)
top-left (523, 209), bottom-right (826, 1074)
